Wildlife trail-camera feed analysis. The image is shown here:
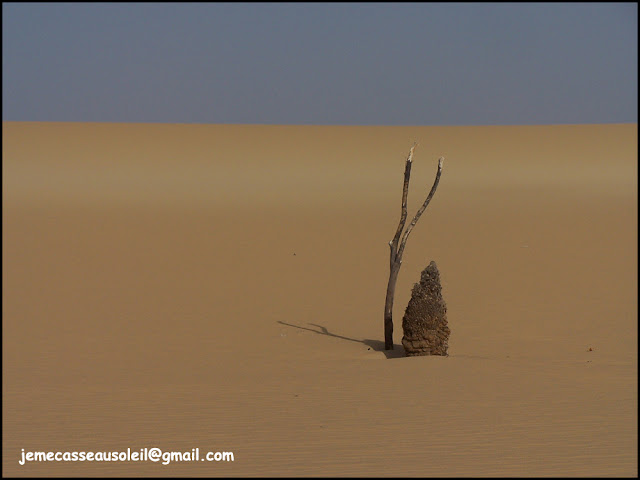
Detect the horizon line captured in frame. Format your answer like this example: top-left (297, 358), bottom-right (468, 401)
top-left (2, 120), bottom-right (637, 128)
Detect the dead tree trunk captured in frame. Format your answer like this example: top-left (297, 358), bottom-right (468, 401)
top-left (384, 145), bottom-right (443, 350)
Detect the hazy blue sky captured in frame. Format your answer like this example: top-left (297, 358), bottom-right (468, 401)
top-left (2, 2), bottom-right (637, 125)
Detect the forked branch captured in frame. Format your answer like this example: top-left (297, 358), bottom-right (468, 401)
top-left (384, 145), bottom-right (443, 350)
top-left (396, 157), bottom-right (443, 260)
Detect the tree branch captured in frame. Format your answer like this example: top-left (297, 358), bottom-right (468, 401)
top-left (389, 143), bottom-right (416, 266)
top-left (397, 157), bottom-right (443, 260)
top-left (384, 149), bottom-right (443, 350)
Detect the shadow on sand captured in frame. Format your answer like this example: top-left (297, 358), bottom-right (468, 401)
top-left (277, 320), bottom-right (406, 359)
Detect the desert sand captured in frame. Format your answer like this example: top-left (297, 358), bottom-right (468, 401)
top-left (2, 121), bottom-right (637, 477)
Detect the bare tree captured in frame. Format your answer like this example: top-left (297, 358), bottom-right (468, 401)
top-left (384, 144), bottom-right (443, 350)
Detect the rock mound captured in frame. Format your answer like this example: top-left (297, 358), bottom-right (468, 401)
top-left (401, 261), bottom-right (450, 356)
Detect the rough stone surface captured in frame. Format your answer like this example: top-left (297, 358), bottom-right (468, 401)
top-left (401, 261), bottom-right (450, 356)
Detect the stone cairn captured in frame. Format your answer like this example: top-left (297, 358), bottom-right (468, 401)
top-left (401, 261), bottom-right (450, 356)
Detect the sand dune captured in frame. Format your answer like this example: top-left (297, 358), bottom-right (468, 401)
top-left (3, 122), bottom-right (637, 476)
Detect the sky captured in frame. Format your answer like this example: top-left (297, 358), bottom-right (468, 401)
top-left (2, 2), bottom-right (637, 126)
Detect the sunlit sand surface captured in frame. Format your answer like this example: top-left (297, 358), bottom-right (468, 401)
top-left (3, 122), bottom-right (637, 476)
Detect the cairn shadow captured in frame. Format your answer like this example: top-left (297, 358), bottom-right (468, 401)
top-left (277, 320), bottom-right (406, 359)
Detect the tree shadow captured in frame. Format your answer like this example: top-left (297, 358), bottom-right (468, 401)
top-left (277, 320), bottom-right (406, 359)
